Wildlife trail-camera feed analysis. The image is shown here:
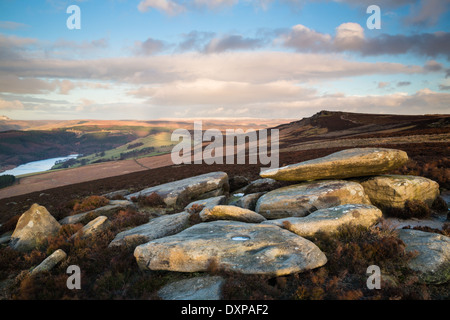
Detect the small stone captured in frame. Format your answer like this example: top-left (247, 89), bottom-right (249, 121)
top-left (157, 276), bottom-right (225, 300)
top-left (30, 249), bottom-right (67, 275)
top-left (71, 216), bottom-right (110, 240)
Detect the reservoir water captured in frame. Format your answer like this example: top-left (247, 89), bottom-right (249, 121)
top-left (0, 154), bottom-right (79, 177)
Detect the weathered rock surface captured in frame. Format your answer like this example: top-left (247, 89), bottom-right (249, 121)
top-left (360, 175), bottom-right (440, 209)
top-left (30, 249), bottom-right (67, 275)
top-left (184, 196), bottom-right (226, 211)
top-left (59, 200), bottom-right (135, 225)
top-left (240, 178), bottom-right (282, 194)
top-left (229, 192), bottom-right (265, 211)
top-left (263, 204), bottom-right (382, 237)
top-left (229, 175), bottom-right (250, 192)
top-left (0, 231), bottom-right (12, 245)
top-left (10, 204), bottom-right (61, 252)
top-left (126, 172), bottom-right (229, 207)
top-left (157, 275), bottom-right (225, 300)
top-left (199, 205), bottom-right (266, 223)
top-left (102, 189), bottom-right (130, 199)
top-left (255, 180), bottom-right (371, 219)
top-left (397, 229), bottom-right (450, 284)
top-left (260, 148), bottom-right (409, 181)
top-left (72, 216), bottom-right (110, 240)
top-left (109, 211), bottom-right (190, 247)
top-left (134, 221), bottom-right (327, 276)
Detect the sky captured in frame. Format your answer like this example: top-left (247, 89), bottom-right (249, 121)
top-left (0, 0), bottom-right (449, 120)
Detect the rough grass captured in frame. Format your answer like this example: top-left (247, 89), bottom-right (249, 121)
top-left (393, 158), bottom-right (450, 189)
top-left (131, 192), bottom-right (166, 208)
top-left (72, 195), bottom-right (109, 214)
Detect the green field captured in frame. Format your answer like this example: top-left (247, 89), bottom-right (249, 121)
top-left (52, 130), bottom-right (178, 169)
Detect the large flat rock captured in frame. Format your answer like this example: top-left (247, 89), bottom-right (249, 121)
top-left (397, 229), bottom-right (450, 284)
top-left (360, 175), bottom-right (440, 209)
top-left (260, 148), bottom-right (408, 181)
top-left (263, 204), bottom-right (382, 237)
top-left (109, 211), bottom-right (191, 247)
top-left (199, 205), bottom-right (267, 223)
top-left (255, 180), bottom-right (371, 219)
top-left (126, 172), bottom-right (229, 207)
top-left (134, 221), bottom-right (327, 276)
top-left (59, 200), bottom-right (135, 225)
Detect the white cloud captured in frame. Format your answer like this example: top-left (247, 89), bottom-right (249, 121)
top-left (133, 38), bottom-right (168, 55)
top-left (137, 0), bottom-right (186, 15)
top-left (0, 98), bottom-right (24, 110)
top-left (130, 79), bottom-right (317, 106)
top-left (377, 82), bottom-right (390, 89)
top-left (334, 22), bottom-right (365, 51)
top-left (277, 24), bottom-right (332, 52)
top-left (193, 0), bottom-right (238, 9)
top-left (0, 51), bottom-right (427, 87)
top-left (404, 0), bottom-right (450, 26)
top-left (0, 21), bottom-right (29, 30)
top-left (203, 35), bottom-right (265, 53)
top-left (279, 22), bottom-right (450, 59)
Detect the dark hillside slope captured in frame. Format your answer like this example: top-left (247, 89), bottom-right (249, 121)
top-left (0, 130), bottom-right (137, 171)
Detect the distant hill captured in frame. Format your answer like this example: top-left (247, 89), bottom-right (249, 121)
top-left (0, 130), bottom-right (138, 172)
top-left (0, 118), bottom-right (287, 132)
top-left (0, 110), bottom-right (448, 204)
top-left (276, 110), bottom-right (450, 148)
top-left (0, 118), bottom-right (287, 173)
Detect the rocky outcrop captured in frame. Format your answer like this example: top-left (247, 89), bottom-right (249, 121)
top-left (134, 220), bottom-right (327, 276)
top-left (255, 180), bottom-right (371, 219)
top-left (0, 231), bottom-right (12, 245)
top-left (109, 211), bottom-right (191, 247)
top-left (263, 204), bottom-right (382, 237)
top-left (157, 275), bottom-right (225, 300)
top-left (397, 229), bottom-right (450, 284)
top-left (102, 189), bottom-right (130, 199)
top-left (240, 178), bottom-right (281, 194)
top-left (260, 148), bottom-right (408, 181)
top-left (229, 192), bottom-right (265, 211)
top-left (10, 204), bottom-right (61, 252)
top-left (184, 196), bottom-right (226, 211)
top-left (360, 175), bottom-right (440, 209)
top-left (59, 200), bottom-right (135, 225)
top-left (126, 172), bottom-right (229, 207)
top-left (30, 249), bottom-right (67, 275)
top-left (199, 205), bottom-right (266, 223)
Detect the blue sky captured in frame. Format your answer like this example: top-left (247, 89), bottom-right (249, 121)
top-left (0, 0), bottom-right (449, 120)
